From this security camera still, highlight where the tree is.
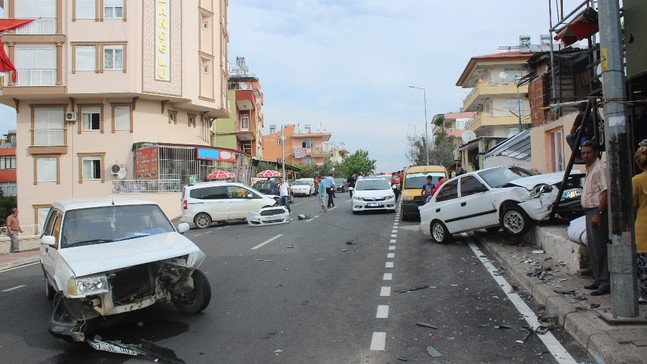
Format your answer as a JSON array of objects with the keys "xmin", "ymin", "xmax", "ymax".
[
  {"xmin": 0, "ymin": 190, "xmax": 16, "ymax": 226},
  {"xmin": 339, "ymin": 150, "xmax": 376, "ymax": 177},
  {"xmin": 429, "ymin": 129, "xmax": 456, "ymax": 167},
  {"xmin": 405, "ymin": 134, "xmax": 428, "ymax": 166}
]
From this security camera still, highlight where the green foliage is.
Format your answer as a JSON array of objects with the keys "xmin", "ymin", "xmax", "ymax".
[
  {"xmin": 256, "ymin": 161, "xmax": 277, "ymax": 173},
  {"xmin": 296, "ymin": 163, "xmax": 317, "ymax": 178},
  {"xmin": 0, "ymin": 191, "xmax": 16, "ymax": 226},
  {"xmin": 339, "ymin": 150, "xmax": 376, "ymax": 177},
  {"xmin": 432, "ymin": 114, "xmax": 445, "ymax": 127},
  {"xmin": 405, "ymin": 134, "xmax": 428, "ymax": 166},
  {"xmin": 429, "ymin": 129, "xmax": 456, "ymax": 167}
]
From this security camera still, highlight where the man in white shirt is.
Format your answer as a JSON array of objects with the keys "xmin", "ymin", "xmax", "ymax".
[{"xmin": 279, "ymin": 177, "xmax": 292, "ymax": 214}]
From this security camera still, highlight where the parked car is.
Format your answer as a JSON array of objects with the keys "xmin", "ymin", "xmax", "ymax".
[
  {"xmin": 400, "ymin": 165, "xmax": 448, "ymax": 221},
  {"xmin": 419, "ymin": 166, "xmax": 585, "ymax": 244},
  {"xmin": 334, "ymin": 178, "xmax": 349, "ymax": 192},
  {"xmin": 182, "ymin": 181, "xmax": 279, "ymax": 229},
  {"xmin": 351, "ymin": 177, "xmax": 397, "ymax": 214},
  {"xmin": 40, "ymin": 198, "xmax": 211, "ymax": 342},
  {"xmin": 252, "ymin": 179, "xmax": 295, "ymax": 203},
  {"xmin": 291, "ymin": 178, "xmax": 315, "ymax": 196}
]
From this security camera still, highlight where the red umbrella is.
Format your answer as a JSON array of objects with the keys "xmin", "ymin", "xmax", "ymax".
[
  {"xmin": 256, "ymin": 169, "xmax": 281, "ymax": 178},
  {"xmin": 206, "ymin": 170, "xmax": 235, "ymax": 180}
]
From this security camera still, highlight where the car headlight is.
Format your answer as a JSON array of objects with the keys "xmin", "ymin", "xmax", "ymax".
[
  {"xmin": 67, "ymin": 275, "xmax": 109, "ymax": 296},
  {"xmin": 530, "ymin": 184, "xmax": 553, "ymax": 198}
]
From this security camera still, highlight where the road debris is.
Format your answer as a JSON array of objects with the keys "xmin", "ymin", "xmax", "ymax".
[
  {"xmin": 287, "ymin": 244, "xmax": 295, "ymax": 248},
  {"xmin": 516, "ymin": 328, "xmax": 533, "ymax": 343},
  {"xmin": 426, "ymin": 345, "xmax": 442, "ymax": 358},
  {"xmin": 274, "ymin": 349, "xmax": 283, "ymax": 355},
  {"xmin": 396, "ymin": 355, "xmax": 408, "ymax": 361},
  {"xmin": 553, "ymin": 288, "xmax": 575, "ymax": 295},
  {"xmin": 87, "ymin": 336, "xmax": 185, "ymax": 364},
  {"xmin": 531, "ymin": 250, "xmax": 545, "ymax": 254},
  {"xmin": 494, "ymin": 324, "xmax": 512, "ymax": 329},
  {"xmin": 416, "ymin": 322, "xmax": 438, "ymax": 329},
  {"xmin": 395, "ymin": 285, "xmax": 431, "ymax": 294}
]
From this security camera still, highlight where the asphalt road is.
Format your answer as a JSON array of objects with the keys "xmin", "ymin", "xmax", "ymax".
[{"xmin": 0, "ymin": 194, "xmax": 592, "ymax": 363}]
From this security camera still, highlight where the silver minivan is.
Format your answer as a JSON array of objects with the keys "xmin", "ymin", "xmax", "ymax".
[{"xmin": 181, "ymin": 181, "xmax": 278, "ymax": 229}]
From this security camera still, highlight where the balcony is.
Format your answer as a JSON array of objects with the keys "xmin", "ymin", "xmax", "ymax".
[
  {"xmin": 466, "ymin": 113, "xmax": 520, "ymax": 133},
  {"xmin": 15, "ymin": 18, "xmax": 56, "ymax": 34},
  {"xmin": 462, "ymin": 82, "xmax": 528, "ymax": 112},
  {"xmin": 11, "ymin": 69, "xmax": 57, "ymax": 87}
]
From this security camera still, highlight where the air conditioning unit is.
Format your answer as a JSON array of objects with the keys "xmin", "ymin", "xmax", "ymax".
[
  {"xmin": 110, "ymin": 164, "xmax": 127, "ymax": 179},
  {"xmin": 65, "ymin": 112, "xmax": 77, "ymax": 122}
]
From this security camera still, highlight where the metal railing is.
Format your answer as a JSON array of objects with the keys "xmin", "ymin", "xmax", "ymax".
[
  {"xmin": 112, "ymin": 179, "xmax": 182, "ymax": 194},
  {"xmin": 15, "ymin": 18, "xmax": 56, "ymax": 34},
  {"xmin": 14, "ymin": 69, "xmax": 56, "ymax": 86}
]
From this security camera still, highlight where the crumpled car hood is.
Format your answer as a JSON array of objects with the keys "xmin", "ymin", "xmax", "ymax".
[
  {"xmin": 59, "ymin": 232, "xmax": 204, "ymax": 277},
  {"xmin": 508, "ymin": 170, "xmax": 582, "ymax": 189}
]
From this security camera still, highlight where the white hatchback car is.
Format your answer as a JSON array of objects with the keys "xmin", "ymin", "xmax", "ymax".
[
  {"xmin": 419, "ymin": 166, "xmax": 584, "ymax": 243},
  {"xmin": 351, "ymin": 177, "xmax": 397, "ymax": 214},
  {"xmin": 291, "ymin": 178, "xmax": 315, "ymax": 196},
  {"xmin": 181, "ymin": 181, "xmax": 279, "ymax": 229},
  {"xmin": 40, "ymin": 198, "xmax": 210, "ymax": 342}
]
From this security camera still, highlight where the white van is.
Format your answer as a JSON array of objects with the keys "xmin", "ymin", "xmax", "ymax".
[{"xmin": 181, "ymin": 181, "xmax": 278, "ymax": 228}]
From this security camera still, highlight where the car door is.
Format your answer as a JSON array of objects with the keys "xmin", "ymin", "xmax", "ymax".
[
  {"xmin": 431, "ymin": 179, "xmax": 461, "ymax": 232},
  {"xmin": 200, "ymin": 186, "xmax": 229, "ymax": 221},
  {"xmin": 40, "ymin": 209, "xmax": 63, "ymax": 288},
  {"xmin": 226, "ymin": 185, "xmax": 260, "ymax": 219},
  {"xmin": 455, "ymin": 175, "xmax": 498, "ymax": 229}
]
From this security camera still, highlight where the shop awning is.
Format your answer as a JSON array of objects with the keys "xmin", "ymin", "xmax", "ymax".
[{"xmin": 554, "ymin": 8, "xmax": 599, "ymax": 47}]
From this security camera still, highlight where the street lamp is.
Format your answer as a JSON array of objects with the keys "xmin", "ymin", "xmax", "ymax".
[{"xmin": 409, "ymin": 85, "xmax": 429, "ymax": 165}]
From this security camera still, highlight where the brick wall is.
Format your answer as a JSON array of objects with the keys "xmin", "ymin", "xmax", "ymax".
[{"xmin": 528, "ymin": 74, "xmax": 549, "ymax": 127}]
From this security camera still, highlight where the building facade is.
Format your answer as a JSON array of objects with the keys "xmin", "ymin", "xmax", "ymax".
[
  {"xmin": 0, "ymin": 130, "xmax": 16, "ymax": 196},
  {"xmin": 0, "ymin": 0, "xmax": 230, "ymax": 226},
  {"xmin": 262, "ymin": 124, "xmax": 332, "ymax": 166}
]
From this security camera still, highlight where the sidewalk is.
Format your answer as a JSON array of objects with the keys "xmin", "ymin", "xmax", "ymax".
[
  {"xmin": 479, "ymin": 224, "xmax": 647, "ymax": 364},
  {"xmin": 0, "ymin": 236, "xmax": 41, "ymax": 272}
]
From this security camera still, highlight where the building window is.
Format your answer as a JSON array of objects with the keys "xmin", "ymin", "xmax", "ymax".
[
  {"xmin": 33, "ymin": 107, "xmax": 65, "ymax": 146},
  {"xmin": 551, "ymin": 129, "xmax": 565, "ymax": 172},
  {"xmin": 15, "ymin": 45, "xmax": 56, "ymax": 86},
  {"xmin": 81, "ymin": 106, "xmax": 102, "ymax": 131},
  {"xmin": 202, "ymin": 20, "xmax": 209, "ymax": 29},
  {"xmin": 240, "ymin": 115, "xmax": 249, "ymax": 129},
  {"xmin": 302, "ymin": 139, "xmax": 314, "ymax": 149},
  {"xmin": 188, "ymin": 114, "xmax": 196, "ymax": 128},
  {"xmin": 113, "ymin": 105, "xmax": 131, "ymax": 132},
  {"xmin": 168, "ymin": 110, "xmax": 177, "ymax": 124},
  {"xmin": 0, "ymin": 182, "xmax": 17, "ymax": 197},
  {"xmin": 104, "ymin": 45, "xmax": 123, "ymax": 70},
  {"xmin": 75, "ymin": 0, "xmax": 96, "ymax": 20},
  {"xmin": 15, "ymin": 0, "xmax": 56, "ymax": 34},
  {"xmin": 1, "ymin": 155, "xmax": 16, "ymax": 169},
  {"xmin": 35, "ymin": 156, "xmax": 58, "ymax": 183},
  {"xmin": 78, "ymin": 153, "xmax": 106, "ymax": 183},
  {"xmin": 75, "ymin": 45, "xmax": 96, "ymax": 71},
  {"xmin": 104, "ymin": 0, "xmax": 124, "ymax": 19}
]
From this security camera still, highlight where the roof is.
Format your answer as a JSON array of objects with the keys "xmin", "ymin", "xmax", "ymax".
[
  {"xmin": 51, "ymin": 197, "xmax": 158, "ymax": 211},
  {"xmin": 456, "ymin": 51, "xmax": 532, "ymax": 87},
  {"xmin": 483, "ymin": 130, "xmax": 531, "ymax": 160}
]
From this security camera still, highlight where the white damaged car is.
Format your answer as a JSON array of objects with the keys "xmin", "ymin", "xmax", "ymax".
[
  {"xmin": 40, "ymin": 198, "xmax": 211, "ymax": 342},
  {"xmin": 420, "ymin": 166, "xmax": 584, "ymax": 243}
]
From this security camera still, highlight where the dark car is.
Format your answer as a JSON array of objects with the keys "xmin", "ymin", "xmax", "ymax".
[
  {"xmin": 252, "ymin": 179, "xmax": 294, "ymax": 203},
  {"xmin": 334, "ymin": 178, "xmax": 349, "ymax": 192}
]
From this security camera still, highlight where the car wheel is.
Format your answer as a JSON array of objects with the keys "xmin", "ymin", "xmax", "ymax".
[
  {"xmin": 174, "ymin": 269, "xmax": 212, "ymax": 314},
  {"xmin": 194, "ymin": 213, "xmax": 212, "ymax": 229},
  {"xmin": 430, "ymin": 220, "xmax": 452, "ymax": 244},
  {"xmin": 44, "ymin": 275, "xmax": 55, "ymax": 300},
  {"xmin": 485, "ymin": 226, "xmax": 501, "ymax": 233},
  {"xmin": 501, "ymin": 205, "xmax": 531, "ymax": 236}
]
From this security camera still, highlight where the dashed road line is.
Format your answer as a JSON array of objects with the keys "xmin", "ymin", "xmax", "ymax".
[
  {"xmin": 251, "ymin": 234, "xmax": 283, "ymax": 250},
  {"xmin": 388, "ymin": 245, "xmax": 395, "ymax": 251},
  {"xmin": 376, "ymin": 305, "xmax": 389, "ymax": 318},
  {"xmin": 387, "ymin": 253, "xmax": 395, "ymax": 259},
  {"xmin": 385, "ymin": 261, "xmax": 394, "ymax": 268},
  {"xmin": 383, "ymin": 273, "xmax": 393, "ymax": 280},
  {"xmin": 370, "ymin": 332, "xmax": 386, "ymax": 351},
  {"xmin": 380, "ymin": 286, "xmax": 391, "ymax": 296},
  {"xmin": 389, "ymin": 239, "xmax": 396, "ymax": 243},
  {"xmin": 2, "ymin": 284, "xmax": 26, "ymax": 292}
]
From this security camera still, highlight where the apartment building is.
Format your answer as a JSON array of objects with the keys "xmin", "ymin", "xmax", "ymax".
[
  {"xmin": 262, "ymin": 124, "xmax": 332, "ymax": 166},
  {"xmin": 0, "ymin": 0, "xmax": 230, "ymax": 226},
  {"xmin": 0, "ymin": 130, "xmax": 16, "ymax": 196}
]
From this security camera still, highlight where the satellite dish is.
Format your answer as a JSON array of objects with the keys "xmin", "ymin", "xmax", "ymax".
[
  {"xmin": 461, "ymin": 130, "xmax": 476, "ymax": 144},
  {"xmin": 117, "ymin": 168, "xmax": 127, "ymax": 179}
]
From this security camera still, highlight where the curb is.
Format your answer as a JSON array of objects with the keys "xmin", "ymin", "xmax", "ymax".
[
  {"xmin": 0, "ymin": 255, "xmax": 40, "ymax": 272},
  {"xmin": 481, "ymin": 239, "xmax": 643, "ymax": 364}
]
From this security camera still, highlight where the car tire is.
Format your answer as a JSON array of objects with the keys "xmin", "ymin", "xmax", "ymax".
[
  {"xmin": 501, "ymin": 205, "xmax": 531, "ymax": 236},
  {"xmin": 174, "ymin": 269, "xmax": 212, "ymax": 314},
  {"xmin": 430, "ymin": 220, "xmax": 452, "ymax": 244},
  {"xmin": 44, "ymin": 275, "xmax": 55, "ymax": 300},
  {"xmin": 194, "ymin": 213, "xmax": 212, "ymax": 229}
]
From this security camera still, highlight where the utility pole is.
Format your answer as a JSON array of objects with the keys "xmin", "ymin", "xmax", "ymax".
[
  {"xmin": 409, "ymin": 85, "xmax": 429, "ymax": 165},
  {"xmin": 598, "ymin": 0, "xmax": 639, "ymax": 319},
  {"xmin": 281, "ymin": 125, "xmax": 286, "ymax": 180}
]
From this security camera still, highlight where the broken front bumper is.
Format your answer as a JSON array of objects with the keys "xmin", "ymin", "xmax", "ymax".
[{"xmin": 246, "ymin": 207, "xmax": 290, "ymax": 226}]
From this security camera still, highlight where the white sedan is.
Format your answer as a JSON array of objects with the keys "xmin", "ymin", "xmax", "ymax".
[
  {"xmin": 351, "ymin": 177, "xmax": 397, "ymax": 213},
  {"xmin": 291, "ymin": 179, "xmax": 315, "ymax": 196},
  {"xmin": 420, "ymin": 166, "xmax": 584, "ymax": 243}
]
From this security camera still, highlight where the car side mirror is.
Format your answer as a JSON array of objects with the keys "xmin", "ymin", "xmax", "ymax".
[
  {"xmin": 41, "ymin": 235, "xmax": 56, "ymax": 247},
  {"xmin": 177, "ymin": 223, "xmax": 190, "ymax": 234}
]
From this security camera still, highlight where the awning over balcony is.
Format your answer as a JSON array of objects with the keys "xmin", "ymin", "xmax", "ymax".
[{"xmin": 554, "ymin": 8, "xmax": 599, "ymax": 47}]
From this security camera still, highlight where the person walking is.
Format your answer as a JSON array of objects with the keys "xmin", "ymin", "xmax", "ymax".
[
  {"xmin": 6, "ymin": 208, "xmax": 22, "ymax": 253},
  {"xmin": 278, "ymin": 177, "xmax": 292, "ymax": 214},
  {"xmin": 580, "ymin": 140, "xmax": 610, "ymax": 296},
  {"xmin": 633, "ymin": 143, "xmax": 647, "ymax": 304},
  {"xmin": 325, "ymin": 174, "xmax": 335, "ymax": 208},
  {"xmin": 391, "ymin": 172, "xmax": 401, "ymax": 202},
  {"xmin": 318, "ymin": 176, "xmax": 327, "ymax": 213},
  {"xmin": 347, "ymin": 173, "xmax": 356, "ymax": 198}
]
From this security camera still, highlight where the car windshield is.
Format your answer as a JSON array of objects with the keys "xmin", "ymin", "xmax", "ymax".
[
  {"xmin": 404, "ymin": 172, "xmax": 445, "ymax": 189},
  {"xmin": 355, "ymin": 179, "xmax": 391, "ymax": 191},
  {"xmin": 477, "ymin": 166, "xmax": 537, "ymax": 188},
  {"xmin": 294, "ymin": 180, "xmax": 310, "ymax": 185},
  {"xmin": 61, "ymin": 204, "xmax": 175, "ymax": 248}
]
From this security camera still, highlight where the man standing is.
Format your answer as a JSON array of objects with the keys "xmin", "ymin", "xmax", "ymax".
[
  {"xmin": 278, "ymin": 177, "xmax": 292, "ymax": 214},
  {"xmin": 421, "ymin": 175, "xmax": 435, "ymax": 204},
  {"xmin": 7, "ymin": 208, "xmax": 22, "ymax": 253},
  {"xmin": 580, "ymin": 140, "xmax": 610, "ymax": 296},
  {"xmin": 325, "ymin": 174, "xmax": 335, "ymax": 208},
  {"xmin": 347, "ymin": 173, "xmax": 356, "ymax": 198}
]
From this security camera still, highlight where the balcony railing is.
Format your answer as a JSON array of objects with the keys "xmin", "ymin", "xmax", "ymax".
[
  {"xmin": 33, "ymin": 129, "xmax": 65, "ymax": 146},
  {"xmin": 13, "ymin": 69, "xmax": 56, "ymax": 87},
  {"xmin": 15, "ymin": 18, "xmax": 56, "ymax": 34},
  {"xmin": 112, "ymin": 179, "xmax": 182, "ymax": 194}
]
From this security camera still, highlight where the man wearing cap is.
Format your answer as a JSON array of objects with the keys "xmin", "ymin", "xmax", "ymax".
[{"xmin": 6, "ymin": 208, "xmax": 22, "ymax": 253}]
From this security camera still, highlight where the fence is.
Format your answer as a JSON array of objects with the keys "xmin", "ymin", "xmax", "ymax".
[{"xmin": 112, "ymin": 179, "xmax": 182, "ymax": 194}]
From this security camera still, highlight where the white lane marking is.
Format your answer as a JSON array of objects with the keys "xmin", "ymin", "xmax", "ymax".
[
  {"xmin": 329, "ymin": 206, "xmax": 338, "ymax": 211},
  {"xmin": 387, "ymin": 253, "xmax": 395, "ymax": 259},
  {"xmin": 383, "ymin": 273, "xmax": 393, "ymax": 280},
  {"xmin": 388, "ymin": 245, "xmax": 396, "ymax": 251},
  {"xmin": 370, "ymin": 332, "xmax": 386, "ymax": 351},
  {"xmin": 385, "ymin": 261, "xmax": 394, "ymax": 268},
  {"xmin": 2, "ymin": 284, "xmax": 26, "ymax": 292},
  {"xmin": 380, "ymin": 286, "xmax": 391, "ymax": 297},
  {"xmin": 390, "ymin": 239, "xmax": 396, "ymax": 244},
  {"xmin": 0, "ymin": 262, "xmax": 39, "ymax": 273},
  {"xmin": 391, "ymin": 229, "xmax": 397, "ymax": 234},
  {"xmin": 390, "ymin": 234, "xmax": 397, "ymax": 238},
  {"xmin": 376, "ymin": 305, "xmax": 389, "ymax": 318},
  {"xmin": 466, "ymin": 235, "xmax": 577, "ymax": 364},
  {"xmin": 251, "ymin": 234, "xmax": 284, "ymax": 250},
  {"xmin": 306, "ymin": 215, "xmax": 319, "ymax": 222}
]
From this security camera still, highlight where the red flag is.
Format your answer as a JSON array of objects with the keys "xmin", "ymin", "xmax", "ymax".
[{"xmin": 0, "ymin": 19, "xmax": 33, "ymax": 83}]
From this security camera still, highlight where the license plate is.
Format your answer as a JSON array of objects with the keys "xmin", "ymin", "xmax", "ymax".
[
  {"xmin": 562, "ymin": 188, "xmax": 582, "ymax": 199},
  {"xmin": 367, "ymin": 202, "xmax": 380, "ymax": 207}
]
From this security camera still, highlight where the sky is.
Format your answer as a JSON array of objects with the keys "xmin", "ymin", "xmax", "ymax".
[{"xmin": 0, "ymin": 1, "xmax": 584, "ymax": 173}]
